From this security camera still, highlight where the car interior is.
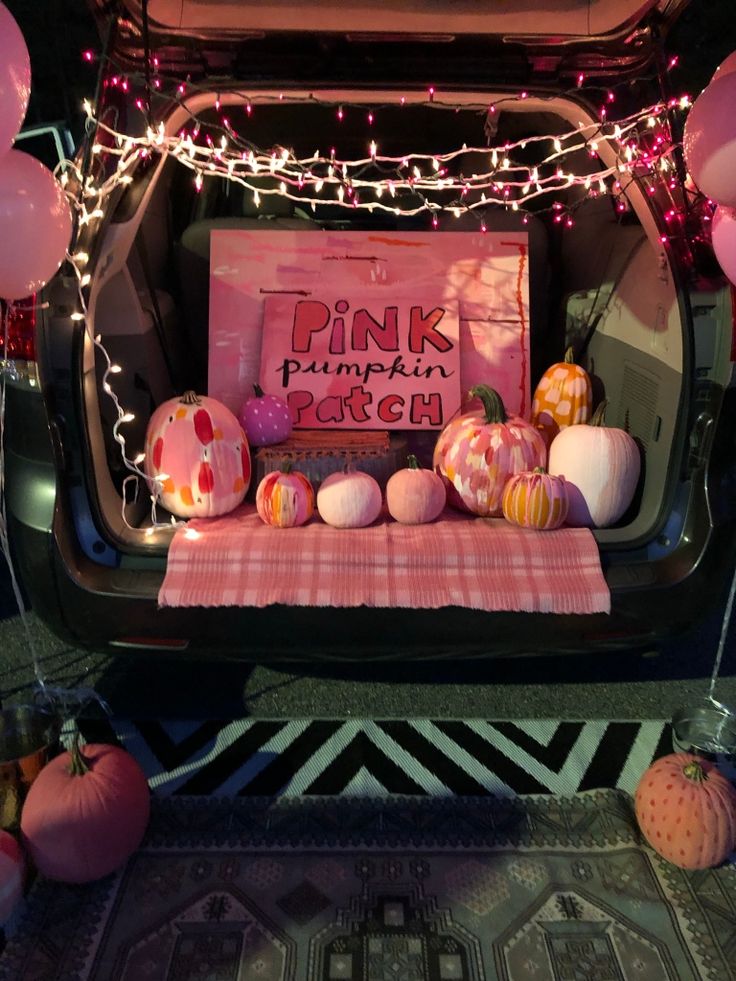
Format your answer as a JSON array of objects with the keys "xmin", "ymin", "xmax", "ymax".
[{"xmin": 82, "ymin": 95, "xmax": 688, "ymax": 557}]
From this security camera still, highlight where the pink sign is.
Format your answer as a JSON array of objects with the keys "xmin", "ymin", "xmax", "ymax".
[
  {"xmin": 260, "ymin": 292, "xmax": 460, "ymax": 429},
  {"xmin": 208, "ymin": 229, "xmax": 530, "ymax": 419}
]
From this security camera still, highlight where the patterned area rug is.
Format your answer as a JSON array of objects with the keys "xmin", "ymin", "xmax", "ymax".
[
  {"xmin": 77, "ymin": 717, "xmax": 676, "ymax": 796},
  {"xmin": 2, "ymin": 792, "xmax": 735, "ymax": 981}
]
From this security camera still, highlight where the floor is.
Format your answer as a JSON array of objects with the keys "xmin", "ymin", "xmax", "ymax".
[{"xmin": 0, "ymin": 598, "xmax": 734, "ymax": 722}]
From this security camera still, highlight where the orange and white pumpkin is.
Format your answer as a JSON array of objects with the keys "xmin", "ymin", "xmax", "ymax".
[
  {"xmin": 548, "ymin": 401, "xmax": 640, "ymax": 528},
  {"xmin": 531, "ymin": 347, "xmax": 592, "ymax": 442},
  {"xmin": 433, "ymin": 384, "xmax": 547, "ymax": 517},
  {"xmin": 256, "ymin": 464, "xmax": 314, "ymax": 528},
  {"xmin": 635, "ymin": 752, "xmax": 736, "ymax": 869},
  {"xmin": 502, "ymin": 467, "xmax": 569, "ymax": 530},
  {"xmin": 144, "ymin": 391, "xmax": 251, "ymax": 518}
]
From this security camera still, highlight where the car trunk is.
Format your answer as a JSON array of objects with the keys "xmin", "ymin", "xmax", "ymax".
[{"xmin": 73, "ymin": 83, "xmax": 690, "ymax": 572}]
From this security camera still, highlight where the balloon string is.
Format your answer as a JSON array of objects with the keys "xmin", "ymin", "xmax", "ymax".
[
  {"xmin": 0, "ymin": 302, "xmax": 48, "ymax": 697},
  {"xmin": 0, "ymin": 304, "xmax": 111, "ymax": 720},
  {"xmin": 707, "ymin": 555, "xmax": 736, "ymax": 703}
]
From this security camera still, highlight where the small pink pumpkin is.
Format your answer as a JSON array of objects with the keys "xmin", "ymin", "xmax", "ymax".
[
  {"xmin": 144, "ymin": 391, "xmax": 251, "ymax": 518},
  {"xmin": 317, "ymin": 468, "xmax": 383, "ymax": 528},
  {"xmin": 0, "ymin": 830, "xmax": 24, "ymax": 925},
  {"xmin": 256, "ymin": 464, "xmax": 315, "ymax": 528},
  {"xmin": 21, "ymin": 738, "xmax": 150, "ymax": 884},
  {"xmin": 386, "ymin": 455, "xmax": 446, "ymax": 525},
  {"xmin": 239, "ymin": 384, "xmax": 293, "ymax": 447},
  {"xmin": 433, "ymin": 384, "xmax": 547, "ymax": 517}
]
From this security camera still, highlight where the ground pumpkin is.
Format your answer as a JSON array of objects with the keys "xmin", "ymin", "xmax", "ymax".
[
  {"xmin": 635, "ymin": 752, "xmax": 736, "ymax": 869},
  {"xmin": 20, "ymin": 737, "xmax": 150, "ymax": 884}
]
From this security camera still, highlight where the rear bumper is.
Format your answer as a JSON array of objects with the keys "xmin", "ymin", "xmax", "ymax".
[{"xmin": 6, "ymin": 377, "xmax": 736, "ymax": 661}]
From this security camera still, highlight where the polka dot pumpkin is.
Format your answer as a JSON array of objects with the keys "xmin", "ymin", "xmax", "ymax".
[
  {"xmin": 239, "ymin": 384, "xmax": 293, "ymax": 447},
  {"xmin": 634, "ymin": 752, "xmax": 736, "ymax": 869},
  {"xmin": 144, "ymin": 391, "xmax": 251, "ymax": 518}
]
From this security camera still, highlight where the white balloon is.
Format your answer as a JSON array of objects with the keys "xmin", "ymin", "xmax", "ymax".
[
  {"xmin": 712, "ymin": 205, "xmax": 736, "ymax": 286},
  {"xmin": 683, "ymin": 74, "xmax": 736, "ymax": 208},
  {"xmin": 711, "ymin": 50, "xmax": 736, "ymax": 83}
]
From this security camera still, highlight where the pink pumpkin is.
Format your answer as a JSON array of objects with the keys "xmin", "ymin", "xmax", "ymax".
[
  {"xmin": 239, "ymin": 384, "xmax": 293, "ymax": 447},
  {"xmin": 21, "ymin": 739, "xmax": 150, "ymax": 884},
  {"xmin": 0, "ymin": 830, "xmax": 24, "ymax": 925},
  {"xmin": 144, "ymin": 391, "xmax": 251, "ymax": 518},
  {"xmin": 433, "ymin": 384, "xmax": 547, "ymax": 516},
  {"xmin": 635, "ymin": 753, "xmax": 736, "ymax": 869},
  {"xmin": 548, "ymin": 400, "xmax": 640, "ymax": 528},
  {"xmin": 256, "ymin": 464, "xmax": 315, "ymax": 528},
  {"xmin": 386, "ymin": 455, "xmax": 446, "ymax": 524}
]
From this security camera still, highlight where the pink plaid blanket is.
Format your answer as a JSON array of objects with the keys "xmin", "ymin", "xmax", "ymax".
[{"xmin": 159, "ymin": 505, "xmax": 610, "ymax": 614}]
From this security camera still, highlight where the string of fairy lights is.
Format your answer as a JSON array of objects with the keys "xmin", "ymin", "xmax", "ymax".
[{"xmin": 51, "ymin": 69, "xmax": 694, "ymax": 534}]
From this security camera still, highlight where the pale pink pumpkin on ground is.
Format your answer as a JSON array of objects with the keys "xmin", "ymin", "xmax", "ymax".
[
  {"xmin": 20, "ymin": 739, "xmax": 150, "ymax": 884},
  {"xmin": 144, "ymin": 391, "xmax": 251, "ymax": 518},
  {"xmin": 634, "ymin": 752, "xmax": 736, "ymax": 869}
]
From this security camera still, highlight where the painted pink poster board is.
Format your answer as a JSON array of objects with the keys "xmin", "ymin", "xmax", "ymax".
[
  {"xmin": 208, "ymin": 229, "xmax": 530, "ymax": 423},
  {"xmin": 260, "ymin": 292, "xmax": 460, "ymax": 429}
]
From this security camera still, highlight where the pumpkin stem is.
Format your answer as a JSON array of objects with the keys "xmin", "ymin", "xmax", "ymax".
[
  {"xmin": 533, "ymin": 466, "xmax": 547, "ymax": 475},
  {"xmin": 564, "ymin": 347, "xmax": 576, "ymax": 365},
  {"xmin": 179, "ymin": 391, "xmax": 202, "ymax": 406},
  {"xmin": 468, "ymin": 385, "xmax": 507, "ymax": 424},
  {"xmin": 589, "ymin": 400, "xmax": 608, "ymax": 427},
  {"xmin": 406, "ymin": 454, "xmax": 420, "ymax": 470},
  {"xmin": 682, "ymin": 759, "xmax": 707, "ymax": 783},
  {"xmin": 253, "ymin": 383, "xmax": 264, "ymax": 398},
  {"xmin": 68, "ymin": 729, "xmax": 91, "ymax": 777},
  {"xmin": 280, "ymin": 459, "xmax": 293, "ymax": 474}
]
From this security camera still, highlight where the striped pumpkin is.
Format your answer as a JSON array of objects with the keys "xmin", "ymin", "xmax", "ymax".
[
  {"xmin": 433, "ymin": 384, "xmax": 547, "ymax": 517},
  {"xmin": 256, "ymin": 464, "xmax": 315, "ymax": 528},
  {"xmin": 531, "ymin": 347, "xmax": 592, "ymax": 442},
  {"xmin": 502, "ymin": 467, "xmax": 569, "ymax": 530}
]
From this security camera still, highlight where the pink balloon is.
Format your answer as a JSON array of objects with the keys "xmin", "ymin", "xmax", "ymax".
[
  {"xmin": 0, "ymin": 2, "xmax": 31, "ymax": 154},
  {"xmin": 0, "ymin": 149, "xmax": 73, "ymax": 300},
  {"xmin": 683, "ymin": 74, "xmax": 736, "ymax": 208},
  {"xmin": 712, "ymin": 205, "xmax": 736, "ymax": 286},
  {"xmin": 711, "ymin": 50, "xmax": 736, "ymax": 83}
]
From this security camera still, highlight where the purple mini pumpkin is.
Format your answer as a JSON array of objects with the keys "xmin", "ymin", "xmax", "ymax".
[{"xmin": 239, "ymin": 384, "xmax": 293, "ymax": 447}]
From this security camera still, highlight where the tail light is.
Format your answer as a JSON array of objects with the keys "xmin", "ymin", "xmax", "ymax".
[{"xmin": 0, "ymin": 295, "xmax": 37, "ymax": 363}]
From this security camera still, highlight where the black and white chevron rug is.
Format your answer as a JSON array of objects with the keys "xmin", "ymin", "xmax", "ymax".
[{"xmin": 76, "ymin": 718, "xmax": 674, "ymax": 797}]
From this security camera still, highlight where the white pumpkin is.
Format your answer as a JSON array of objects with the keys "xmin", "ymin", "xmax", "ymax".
[
  {"xmin": 548, "ymin": 402, "xmax": 640, "ymax": 528},
  {"xmin": 316, "ymin": 469, "xmax": 383, "ymax": 528}
]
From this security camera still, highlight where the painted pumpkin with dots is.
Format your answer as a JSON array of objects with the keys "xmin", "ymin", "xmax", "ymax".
[{"xmin": 144, "ymin": 391, "xmax": 251, "ymax": 518}]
